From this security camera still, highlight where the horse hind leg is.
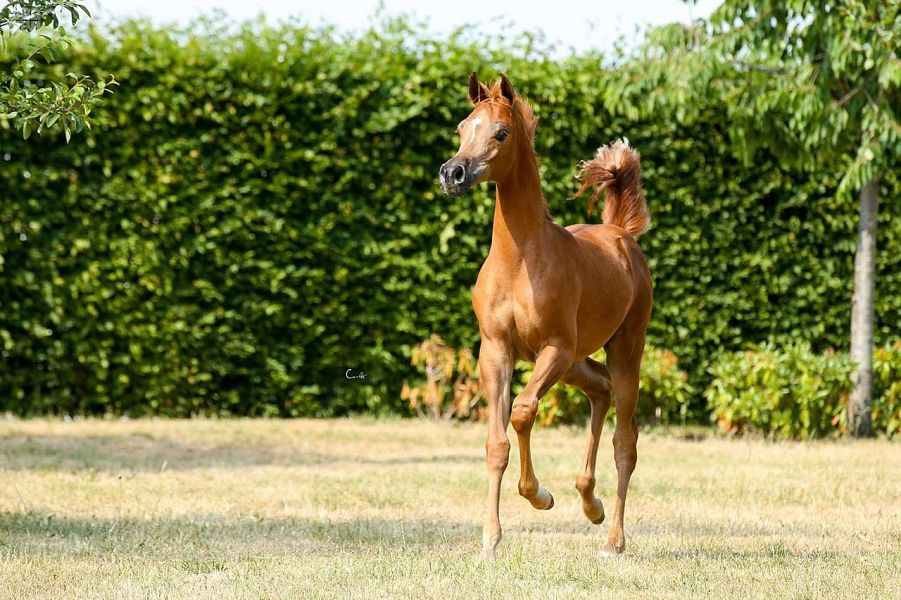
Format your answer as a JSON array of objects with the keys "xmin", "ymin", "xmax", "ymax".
[
  {"xmin": 600, "ymin": 331, "xmax": 644, "ymax": 557},
  {"xmin": 561, "ymin": 357, "xmax": 612, "ymax": 524}
]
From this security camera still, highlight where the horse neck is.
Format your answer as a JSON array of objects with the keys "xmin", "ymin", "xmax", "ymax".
[{"xmin": 491, "ymin": 139, "xmax": 549, "ymax": 260}]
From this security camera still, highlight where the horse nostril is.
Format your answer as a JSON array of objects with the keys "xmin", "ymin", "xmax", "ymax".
[
  {"xmin": 452, "ymin": 165, "xmax": 466, "ymax": 184},
  {"xmin": 439, "ymin": 163, "xmax": 448, "ymax": 181}
]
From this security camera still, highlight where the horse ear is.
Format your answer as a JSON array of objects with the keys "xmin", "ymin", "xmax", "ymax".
[
  {"xmin": 499, "ymin": 73, "xmax": 515, "ymax": 104},
  {"xmin": 468, "ymin": 72, "xmax": 489, "ymax": 104}
]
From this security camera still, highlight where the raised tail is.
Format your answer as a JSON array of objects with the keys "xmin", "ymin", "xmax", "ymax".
[{"xmin": 574, "ymin": 138, "xmax": 650, "ymax": 238}]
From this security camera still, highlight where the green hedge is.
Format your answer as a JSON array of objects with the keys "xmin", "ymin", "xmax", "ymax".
[
  {"xmin": 1, "ymin": 18, "xmax": 899, "ymax": 416},
  {"xmin": 707, "ymin": 343, "xmax": 901, "ymax": 439}
]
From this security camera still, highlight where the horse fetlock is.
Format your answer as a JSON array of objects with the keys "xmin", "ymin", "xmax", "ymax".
[
  {"xmin": 520, "ymin": 484, "xmax": 554, "ymax": 510},
  {"xmin": 575, "ymin": 475, "xmax": 596, "ymax": 495},
  {"xmin": 601, "ymin": 526, "xmax": 626, "ymax": 556},
  {"xmin": 518, "ymin": 478, "xmax": 539, "ymax": 499}
]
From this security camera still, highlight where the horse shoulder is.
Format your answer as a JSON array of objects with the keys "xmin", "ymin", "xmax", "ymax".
[{"xmin": 472, "ymin": 260, "xmax": 513, "ymax": 326}]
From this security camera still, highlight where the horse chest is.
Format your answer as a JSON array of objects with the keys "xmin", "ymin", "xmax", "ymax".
[{"xmin": 473, "ymin": 276, "xmax": 548, "ymax": 359}]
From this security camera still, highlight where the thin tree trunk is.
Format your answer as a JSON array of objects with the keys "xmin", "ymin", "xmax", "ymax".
[{"xmin": 848, "ymin": 178, "xmax": 879, "ymax": 437}]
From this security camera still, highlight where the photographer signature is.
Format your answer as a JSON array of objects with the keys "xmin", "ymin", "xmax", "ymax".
[{"xmin": 345, "ymin": 369, "xmax": 367, "ymax": 380}]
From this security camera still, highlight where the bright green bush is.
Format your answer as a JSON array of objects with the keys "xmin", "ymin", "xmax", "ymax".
[
  {"xmin": 0, "ymin": 17, "xmax": 899, "ymax": 416},
  {"xmin": 707, "ymin": 343, "xmax": 901, "ymax": 439},
  {"xmin": 514, "ymin": 347, "xmax": 694, "ymax": 426},
  {"xmin": 706, "ymin": 344, "xmax": 851, "ymax": 439},
  {"xmin": 872, "ymin": 342, "xmax": 901, "ymax": 438},
  {"xmin": 638, "ymin": 348, "xmax": 696, "ymax": 425}
]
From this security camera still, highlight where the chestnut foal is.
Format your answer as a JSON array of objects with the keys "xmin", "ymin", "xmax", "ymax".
[{"xmin": 439, "ymin": 73, "xmax": 652, "ymax": 559}]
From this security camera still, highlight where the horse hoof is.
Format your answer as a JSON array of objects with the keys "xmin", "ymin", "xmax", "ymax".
[
  {"xmin": 584, "ymin": 502, "xmax": 605, "ymax": 524},
  {"xmin": 599, "ymin": 542, "xmax": 625, "ymax": 558},
  {"xmin": 481, "ymin": 532, "xmax": 501, "ymax": 561},
  {"xmin": 527, "ymin": 487, "xmax": 554, "ymax": 510}
]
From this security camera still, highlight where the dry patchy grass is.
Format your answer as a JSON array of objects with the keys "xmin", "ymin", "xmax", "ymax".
[{"xmin": 1, "ymin": 418, "xmax": 899, "ymax": 599}]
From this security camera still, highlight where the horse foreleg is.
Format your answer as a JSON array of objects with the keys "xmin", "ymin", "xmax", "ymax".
[
  {"xmin": 478, "ymin": 340, "xmax": 513, "ymax": 560},
  {"xmin": 561, "ymin": 357, "xmax": 612, "ymax": 524},
  {"xmin": 511, "ymin": 344, "xmax": 572, "ymax": 510}
]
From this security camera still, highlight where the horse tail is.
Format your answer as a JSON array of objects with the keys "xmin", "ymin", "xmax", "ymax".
[{"xmin": 574, "ymin": 138, "xmax": 650, "ymax": 238}]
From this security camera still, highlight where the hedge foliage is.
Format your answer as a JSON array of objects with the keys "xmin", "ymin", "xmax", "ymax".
[
  {"xmin": 1, "ymin": 18, "xmax": 899, "ymax": 416},
  {"xmin": 707, "ymin": 343, "xmax": 901, "ymax": 439}
]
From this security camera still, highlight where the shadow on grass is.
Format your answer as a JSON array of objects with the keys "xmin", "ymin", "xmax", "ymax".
[
  {"xmin": 0, "ymin": 510, "xmax": 842, "ymax": 563},
  {"xmin": 490, "ymin": 512, "xmax": 839, "ymax": 542},
  {"xmin": 0, "ymin": 510, "xmax": 479, "ymax": 559},
  {"xmin": 0, "ymin": 434, "xmax": 480, "ymax": 472}
]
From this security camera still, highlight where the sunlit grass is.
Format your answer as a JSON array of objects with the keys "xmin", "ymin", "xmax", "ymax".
[{"xmin": 1, "ymin": 418, "xmax": 899, "ymax": 599}]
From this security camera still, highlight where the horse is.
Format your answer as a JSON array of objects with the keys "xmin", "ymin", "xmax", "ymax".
[{"xmin": 438, "ymin": 73, "xmax": 652, "ymax": 559}]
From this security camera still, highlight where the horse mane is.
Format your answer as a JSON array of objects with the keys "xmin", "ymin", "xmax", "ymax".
[
  {"xmin": 482, "ymin": 79, "xmax": 549, "ymax": 219},
  {"xmin": 512, "ymin": 97, "xmax": 538, "ymax": 146}
]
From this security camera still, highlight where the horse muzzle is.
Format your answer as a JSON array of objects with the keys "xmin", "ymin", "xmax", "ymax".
[{"xmin": 439, "ymin": 158, "xmax": 475, "ymax": 198}]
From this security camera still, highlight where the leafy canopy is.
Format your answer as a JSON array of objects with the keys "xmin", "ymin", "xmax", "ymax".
[
  {"xmin": 605, "ymin": 0, "xmax": 899, "ymax": 194},
  {"xmin": 0, "ymin": 0, "xmax": 115, "ymax": 140}
]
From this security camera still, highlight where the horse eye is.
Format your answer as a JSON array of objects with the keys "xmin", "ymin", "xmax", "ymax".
[{"xmin": 495, "ymin": 129, "xmax": 509, "ymax": 142}]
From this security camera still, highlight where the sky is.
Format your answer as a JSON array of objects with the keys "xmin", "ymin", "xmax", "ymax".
[{"xmin": 86, "ymin": 0, "xmax": 721, "ymax": 53}]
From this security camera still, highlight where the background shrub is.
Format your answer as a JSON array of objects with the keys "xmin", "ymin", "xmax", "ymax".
[
  {"xmin": 707, "ymin": 343, "xmax": 901, "ymax": 439},
  {"xmin": 1, "ymin": 18, "xmax": 898, "ymax": 417},
  {"xmin": 872, "ymin": 342, "xmax": 901, "ymax": 438},
  {"xmin": 400, "ymin": 335, "xmax": 482, "ymax": 421},
  {"xmin": 638, "ymin": 348, "xmax": 696, "ymax": 425}
]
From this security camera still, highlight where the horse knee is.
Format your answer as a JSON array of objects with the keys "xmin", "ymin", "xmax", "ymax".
[
  {"xmin": 486, "ymin": 439, "xmax": 510, "ymax": 472},
  {"xmin": 511, "ymin": 396, "xmax": 538, "ymax": 434}
]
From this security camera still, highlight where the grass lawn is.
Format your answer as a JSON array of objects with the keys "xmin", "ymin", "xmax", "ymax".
[{"xmin": 1, "ymin": 418, "xmax": 899, "ymax": 599}]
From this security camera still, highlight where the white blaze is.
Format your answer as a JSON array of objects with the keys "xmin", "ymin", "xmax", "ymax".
[{"xmin": 468, "ymin": 118, "xmax": 482, "ymax": 144}]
